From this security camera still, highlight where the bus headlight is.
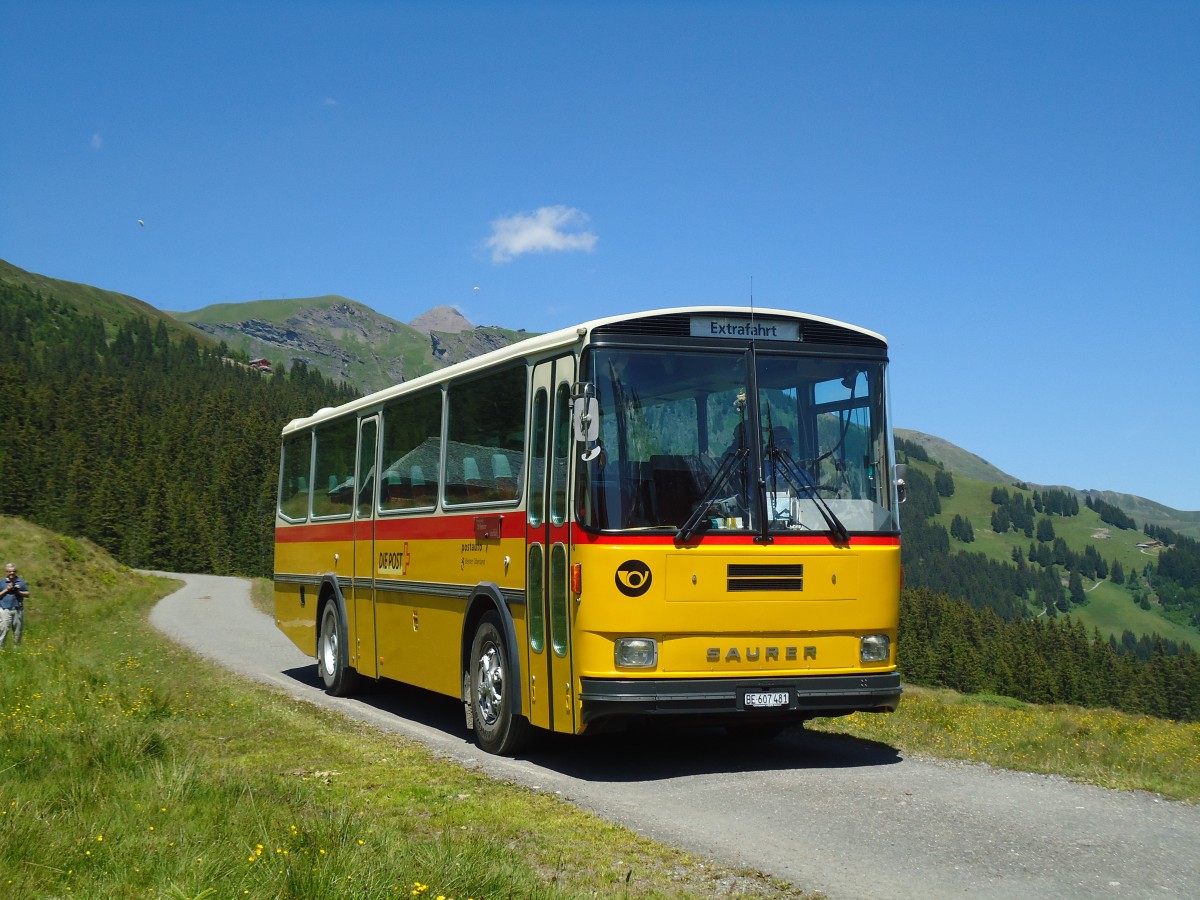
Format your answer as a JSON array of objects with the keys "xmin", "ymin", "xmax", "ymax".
[
  {"xmin": 860, "ymin": 634, "xmax": 890, "ymax": 662},
  {"xmin": 615, "ymin": 638, "xmax": 658, "ymax": 668}
]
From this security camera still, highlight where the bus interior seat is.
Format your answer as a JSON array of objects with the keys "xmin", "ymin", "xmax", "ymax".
[
  {"xmin": 462, "ymin": 456, "xmax": 486, "ymax": 501},
  {"xmin": 492, "ymin": 453, "xmax": 517, "ymax": 500}
]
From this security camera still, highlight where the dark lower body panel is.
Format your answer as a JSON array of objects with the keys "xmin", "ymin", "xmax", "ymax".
[{"xmin": 579, "ymin": 672, "xmax": 902, "ymax": 727}]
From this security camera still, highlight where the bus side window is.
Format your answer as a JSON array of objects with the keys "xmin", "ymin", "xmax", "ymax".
[
  {"xmin": 313, "ymin": 418, "xmax": 356, "ymax": 518},
  {"xmin": 445, "ymin": 365, "xmax": 527, "ymax": 506},
  {"xmin": 279, "ymin": 431, "xmax": 312, "ymax": 521},
  {"xmin": 551, "ymin": 382, "xmax": 571, "ymax": 525},
  {"xmin": 529, "ymin": 389, "xmax": 548, "ymax": 526},
  {"xmin": 380, "ymin": 392, "xmax": 442, "ymax": 512}
]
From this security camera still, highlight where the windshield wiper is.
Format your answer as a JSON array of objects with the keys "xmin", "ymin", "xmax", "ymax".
[
  {"xmin": 675, "ymin": 446, "xmax": 749, "ymax": 543},
  {"xmin": 765, "ymin": 446, "xmax": 850, "ymax": 543}
]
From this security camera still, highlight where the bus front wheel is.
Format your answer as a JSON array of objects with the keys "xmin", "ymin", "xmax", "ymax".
[
  {"xmin": 318, "ymin": 601, "xmax": 359, "ymax": 697},
  {"xmin": 469, "ymin": 613, "xmax": 532, "ymax": 755}
]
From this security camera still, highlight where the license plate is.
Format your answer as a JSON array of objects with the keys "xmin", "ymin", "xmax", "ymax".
[{"xmin": 743, "ymin": 691, "xmax": 789, "ymax": 708}]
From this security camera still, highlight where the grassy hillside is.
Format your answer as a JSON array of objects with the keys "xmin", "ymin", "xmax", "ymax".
[
  {"xmin": 896, "ymin": 428, "xmax": 1017, "ymax": 484},
  {"xmin": 0, "ymin": 258, "xmax": 207, "ymax": 344},
  {"xmin": 1084, "ymin": 488, "xmax": 1200, "ymax": 540},
  {"xmin": 915, "ymin": 459, "xmax": 1200, "ymax": 647},
  {"xmin": 169, "ymin": 294, "xmax": 355, "ymax": 324}
]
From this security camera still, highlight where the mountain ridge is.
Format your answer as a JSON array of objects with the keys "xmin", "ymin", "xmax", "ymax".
[{"xmin": 172, "ymin": 294, "xmax": 528, "ymax": 393}]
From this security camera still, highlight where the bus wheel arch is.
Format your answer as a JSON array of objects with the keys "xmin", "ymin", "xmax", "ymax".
[
  {"xmin": 316, "ymin": 580, "xmax": 359, "ymax": 697},
  {"xmin": 462, "ymin": 586, "xmax": 531, "ymax": 755}
]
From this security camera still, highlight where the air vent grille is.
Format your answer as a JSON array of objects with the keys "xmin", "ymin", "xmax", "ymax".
[
  {"xmin": 593, "ymin": 313, "xmax": 692, "ymax": 337},
  {"xmin": 727, "ymin": 563, "xmax": 805, "ymax": 592}
]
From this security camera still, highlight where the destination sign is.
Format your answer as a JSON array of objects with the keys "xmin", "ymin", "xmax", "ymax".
[{"xmin": 690, "ymin": 316, "xmax": 800, "ymax": 341}]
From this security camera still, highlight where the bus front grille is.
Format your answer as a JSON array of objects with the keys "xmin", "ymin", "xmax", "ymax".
[{"xmin": 727, "ymin": 563, "xmax": 804, "ymax": 592}]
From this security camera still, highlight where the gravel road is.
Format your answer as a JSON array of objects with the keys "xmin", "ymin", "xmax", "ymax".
[{"xmin": 149, "ymin": 572, "xmax": 1200, "ymax": 899}]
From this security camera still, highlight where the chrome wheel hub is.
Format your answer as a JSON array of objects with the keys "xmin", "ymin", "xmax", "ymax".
[{"xmin": 476, "ymin": 644, "xmax": 503, "ymax": 725}]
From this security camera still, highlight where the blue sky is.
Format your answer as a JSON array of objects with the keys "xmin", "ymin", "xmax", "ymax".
[{"xmin": 3, "ymin": 1, "xmax": 1198, "ymax": 510}]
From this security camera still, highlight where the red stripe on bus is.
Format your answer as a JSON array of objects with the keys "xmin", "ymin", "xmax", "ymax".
[
  {"xmin": 274, "ymin": 521, "xmax": 355, "ymax": 542},
  {"xmin": 275, "ymin": 512, "xmax": 531, "ymax": 543},
  {"xmin": 575, "ymin": 532, "xmax": 900, "ymax": 547}
]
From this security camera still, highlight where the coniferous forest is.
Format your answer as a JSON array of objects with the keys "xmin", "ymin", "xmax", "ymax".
[
  {"xmin": 0, "ymin": 281, "xmax": 354, "ymax": 575},
  {"xmin": 1, "ymin": 278, "xmax": 1198, "ymax": 721}
]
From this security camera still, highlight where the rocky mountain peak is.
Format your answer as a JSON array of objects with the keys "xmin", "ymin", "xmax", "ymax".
[{"xmin": 409, "ymin": 305, "xmax": 473, "ymax": 335}]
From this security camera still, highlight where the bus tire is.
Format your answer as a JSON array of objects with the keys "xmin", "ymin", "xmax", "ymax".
[
  {"xmin": 469, "ymin": 613, "xmax": 532, "ymax": 755},
  {"xmin": 317, "ymin": 600, "xmax": 359, "ymax": 697}
]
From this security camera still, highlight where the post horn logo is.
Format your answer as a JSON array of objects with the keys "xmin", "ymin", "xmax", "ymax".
[{"xmin": 615, "ymin": 560, "xmax": 652, "ymax": 597}]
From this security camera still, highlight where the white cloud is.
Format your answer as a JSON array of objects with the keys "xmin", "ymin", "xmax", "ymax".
[
  {"xmin": 485, "ymin": 205, "xmax": 598, "ymax": 263},
  {"xmin": 90, "ymin": 132, "xmax": 104, "ymax": 150}
]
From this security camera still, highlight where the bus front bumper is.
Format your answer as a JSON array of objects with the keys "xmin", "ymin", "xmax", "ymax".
[{"xmin": 578, "ymin": 672, "xmax": 902, "ymax": 726}]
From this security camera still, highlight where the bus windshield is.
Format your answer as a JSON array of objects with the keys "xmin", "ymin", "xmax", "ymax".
[{"xmin": 577, "ymin": 346, "xmax": 898, "ymax": 536}]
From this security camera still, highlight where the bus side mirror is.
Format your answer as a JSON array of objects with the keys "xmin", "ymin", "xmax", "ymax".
[
  {"xmin": 573, "ymin": 397, "xmax": 600, "ymax": 461},
  {"xmin": 894, "ymin": 463, "xmax": 908, "ymax": 504}
]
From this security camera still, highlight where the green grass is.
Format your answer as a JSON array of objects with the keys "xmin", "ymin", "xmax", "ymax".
[{"xmin": 811, "ymin": 685, "xmax": 1200, "ymax": 801}]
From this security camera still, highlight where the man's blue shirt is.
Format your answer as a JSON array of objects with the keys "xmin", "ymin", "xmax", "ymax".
[{"xmin": 1, "ymin": 576, "xmax": 27, "ymax": 609}]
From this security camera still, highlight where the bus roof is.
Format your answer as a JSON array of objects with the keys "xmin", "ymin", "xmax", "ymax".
[{"xmin": 282, "ymin": 305, "xmax": 887, "ymax": 434}]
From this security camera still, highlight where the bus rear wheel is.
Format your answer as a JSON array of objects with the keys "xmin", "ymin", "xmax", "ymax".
[
  {"xmin": 317, "ymin": 601, "xmax": 359, "ymax": 697},
  {"xmin": 469, "ymin": 613, "xmax": 532, "ymax": 755}
]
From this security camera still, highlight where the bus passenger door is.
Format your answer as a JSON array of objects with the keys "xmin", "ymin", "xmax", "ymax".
[
  {"xmin": 526, "ymin": 357, "xmax": 577, "ymax": 734},
  {"xmin": 352, "ymin": 416, "xmax": 379, "ymax": 680}
]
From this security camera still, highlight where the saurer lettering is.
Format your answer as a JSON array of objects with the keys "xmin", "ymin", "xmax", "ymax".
[{"xmin": 707, "ymin": 646, "xmax": 806, "ymax": 663}]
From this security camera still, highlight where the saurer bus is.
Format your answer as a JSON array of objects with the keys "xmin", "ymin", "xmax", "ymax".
[{"xmin": 273, "ymin": 306, "xmax": 904, "ymax": 754}]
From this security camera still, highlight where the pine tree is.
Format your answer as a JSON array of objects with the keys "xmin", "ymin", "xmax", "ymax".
[
  {"xmin": 934, "ymin": 470, "xmax": 955, "ymax": 497},
  {"xmin": 1038, "ymin": 566, "xmax": 1064, "ymax": 613},
  {"xmin": 1037, "ymin": 517, "xmax": 1056, "ymax": 542},
  {"xmin": 1069, "ymin": 569, "xmax": 1086, "ymax": 605},
  {"xmin": 950, "ymin": 514, "xmax": 975, "ymax": 543}
]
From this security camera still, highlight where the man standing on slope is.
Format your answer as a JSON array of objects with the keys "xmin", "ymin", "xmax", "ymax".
[{"xmin": 0, "ymin": 562, "xmax": 29, "ymax": 649}]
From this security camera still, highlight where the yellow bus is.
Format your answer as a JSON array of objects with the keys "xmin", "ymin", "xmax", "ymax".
[{"xmin": 274, "ymin": 306, "xmax": 903, "ymax": 754}]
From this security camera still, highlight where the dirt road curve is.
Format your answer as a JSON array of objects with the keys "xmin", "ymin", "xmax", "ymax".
[{"xmin": 149, "ymin": 573, "xmax": 1200, "ymax": 900}]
